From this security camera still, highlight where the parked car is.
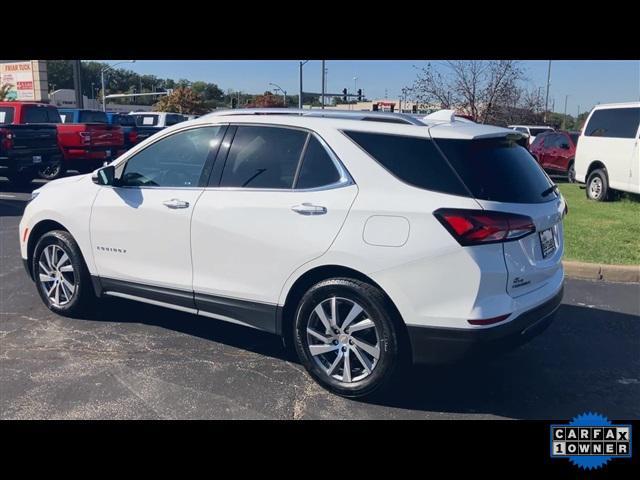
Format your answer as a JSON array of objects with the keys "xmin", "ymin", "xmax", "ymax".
[
  {"xmin": 129, "ymin": 111, "xmax": 187, "ymax": 129},
  {"xmin": 47, "ymin": 108, "xmax": 125, "ymax": 180},
  {"xmin": 105, "ymin": 112, "xmax": 139, "ymax": 151},
  {"xmin": 575, "ymin": 102, "xmax": 640, "ymax": 201},
  {"xmin": 530, "ymin": 130, "xmax": 580, "ymax": 182},
  {"xmin": 508, "ymin": 125, "xmax": 555, "ymax": 145},
  {"xmin": 0, "ymin": 102, "xmax": 63, "ymax": 185},
  {"xmin": 19, "ymin": 109, "xmax": 566, "ymax": 398}
]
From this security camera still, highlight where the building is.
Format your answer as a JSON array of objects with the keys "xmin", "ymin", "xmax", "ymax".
[{"xmin": 1, "ymin": 60, "xmax": 49, "ymax": 102}]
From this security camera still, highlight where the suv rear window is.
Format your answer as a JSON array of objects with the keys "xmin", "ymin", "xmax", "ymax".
[
  {"xmin": 0, "ymin": 107, "xmax": 14, "ymax": 124},
  {"xmin": 344, "ymin": 130, "xmax": 468, "ymax": 197},
  {"xmin": 111, "ymin": 115, "xmax": 136, "ymax": 127},
  {"xmin": 584, "ymin": 107, "xmax": 640, "ymax": 139},
  {"xmin": 134, "ymin": 115, "xmax": 159, "ymax": 126},
  {"xmin": 434, "ymin": 137, "xmax": 557, "ymax": 204}
]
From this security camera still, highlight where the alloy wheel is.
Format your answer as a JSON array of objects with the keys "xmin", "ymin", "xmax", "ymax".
[
  {"xmin": 38, "ymin": 245, "xmax": 76, "ymax": 307},
  {"xmin": 306, "ymin": 296, "xmax": 380, "ymax": 383}
]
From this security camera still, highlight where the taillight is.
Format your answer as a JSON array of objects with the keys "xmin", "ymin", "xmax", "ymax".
[
  {"xmin": 79, "ymin": 131, "xmax": 91, "ymax": 145},
  {"xmin": 128, "ymin": 129, "xmax": 138, "ymax": 144},
  {"xmin": 434, "ymin": 208, "xmax": 536, "ymax": 246},
  {"xmin": 0, "ymin": 128, "xmax": 14, "ymax": 150}
]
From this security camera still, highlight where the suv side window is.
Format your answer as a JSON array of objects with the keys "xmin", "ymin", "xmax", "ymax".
[
  {"xmin": 219, "ymin": 126, "xmax": 307, "ymax": 189},
  {"xmin": 120, "ymin": 126, "xmax": 223, "ymax": 188},
  {"xmin": 544, "ymin": 134, "xmax": 559, "ymax": 148},
  {"xmin": 344, "ymin": 130, "xmax": 468, "ymax": 197},
  {"xmin": 295, "ymin": 135, "xmax": 343, "ymax": 189},
  {"xmin": 585, "ymin": 107, "xmax": 640, "ymax": 139}
]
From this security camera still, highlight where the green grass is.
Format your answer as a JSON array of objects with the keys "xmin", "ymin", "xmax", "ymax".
[{"xmin": 558, "ymin": 183, "xmax": 640, "ymax": 265}]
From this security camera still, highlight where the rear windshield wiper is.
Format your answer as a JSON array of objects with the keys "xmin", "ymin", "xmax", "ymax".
[{"xmin": 541, "ymin": 184, "xmax": 558, "ymax": 197}]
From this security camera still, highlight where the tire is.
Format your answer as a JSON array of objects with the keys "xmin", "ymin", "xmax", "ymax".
[
  {"xmin": 567, "ymin": 161, "xmax": 576, "ymax": 183},
  {"xmin": 32, "ymin": 230, "xmax": 94, "ymax": 316},
  {"xmin": 293, "ymin": 278, "xmax": 400, "ymax": 398},
  {"xmin": 38, "ymin": 159, "xmax": 66, "ymax": 181},
  {"xmin": 586, "ymin": 168, "xmax": 609, "ymax": 201}
]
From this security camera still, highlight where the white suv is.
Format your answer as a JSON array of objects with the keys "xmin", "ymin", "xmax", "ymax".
[
  {"xmin": 19, "ymin": 109, "xmax": 566, "ymax": 398},
  {"xmin": 574, "ymin": 102, "xmax": 640, "ymax": 201}
]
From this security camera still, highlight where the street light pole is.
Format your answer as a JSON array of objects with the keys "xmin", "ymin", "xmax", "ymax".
[
  {"xmin": 101, "ymin": 60, "xmax": 136, "ymax": 112},
  {"xmin": 299, "ymin": 60, "xmax": 309, "ymax": 109},
  {"xmin": 544, "ymin": 60, "xmax": 552, "ymax": 123},
  {"xmin": 269, "ymin": 83, "xmax": 287, "ymax": 108},
  {"xmin": 321, "ymin": 60, "xmax": 325, "ymax": 109}
]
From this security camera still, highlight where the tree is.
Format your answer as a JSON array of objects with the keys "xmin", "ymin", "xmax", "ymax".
[
  {"xmin": 154, "ymin": 87, "xmax": 208, "ymax": 114},
  {"xmin": 245, "ymin": 91, "xmax": 285, "ymax": 108},
  {"xmin": 0, "ymin": 82, "xmax": 14, "ymax": 101},
  {"xmin": 408, "ymin": 61, "xmax": 529, "ymax": 125}
]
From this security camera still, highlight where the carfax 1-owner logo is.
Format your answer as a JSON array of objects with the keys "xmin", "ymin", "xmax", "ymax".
[{"xmin": 550, "ymin": 412, "xmax": 632, "ymax": 470}]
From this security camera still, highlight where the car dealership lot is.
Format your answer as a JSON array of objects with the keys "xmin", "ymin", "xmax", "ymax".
[{"xmin": 1, "ymin": 180, "xmax": 639, "ymax": 420}]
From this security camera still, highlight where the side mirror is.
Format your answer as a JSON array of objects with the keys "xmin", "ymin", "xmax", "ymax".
[
  {"xmin": 92, "ymin": 165, "xmax": 115, "ymax": 186},
  {"xmin": 560, "ymin": 143, "xmax": 570, "ymax": 150}
]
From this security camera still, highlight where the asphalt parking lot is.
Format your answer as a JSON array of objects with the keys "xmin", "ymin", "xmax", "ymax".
[{"xmin": 1, "ymin": 177, "xmax": 639, "ymax": 420}]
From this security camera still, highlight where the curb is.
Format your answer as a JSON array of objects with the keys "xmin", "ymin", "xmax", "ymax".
[{"xmin": 563, "ymin": 260, "xmax": 640, "ymax": 283}]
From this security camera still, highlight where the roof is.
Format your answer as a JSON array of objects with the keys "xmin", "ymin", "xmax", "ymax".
[
  {"xmin": 194, "ymin": 108, "xmax": 527, "ymax": 141},
  {"xmin": 590, "ymin": 101, "xmax": 640, "ymax": 110}
]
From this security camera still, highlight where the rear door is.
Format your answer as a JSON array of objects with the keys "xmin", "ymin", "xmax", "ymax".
[
  {"xmin": 433, "ymin": 135, "xmax": 565, "ymax": 297},
  {"xmin": 190, "ymin": 125, "xmax": 357, "ymax": 331}
]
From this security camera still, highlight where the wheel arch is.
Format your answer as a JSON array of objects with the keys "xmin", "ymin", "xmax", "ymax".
[
  {"xmin": 278, "ymin": 264, "xmax": 412, "ymax": 362},
  {"xmin": 26, "ymin": 219, "xmax": 70, "ymax": 279},
  {"xmin": 586, "ymin": 160, "xmax": 607, "ymax": 179}
]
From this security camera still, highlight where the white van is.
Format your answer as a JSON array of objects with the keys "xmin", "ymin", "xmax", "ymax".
[{"xmin": 575, "ymin": 102, "xmax": 640, "ymax": 201}]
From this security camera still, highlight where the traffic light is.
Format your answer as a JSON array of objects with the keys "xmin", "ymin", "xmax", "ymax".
[
  {"xmin": 231, "ymin": 97, "xmax": 238, "ymax": 109},
  {"xmin": 342, "ymin": 88, "xmax": 348, "ymax": 102},
  {"xmin": 357, "ymin": 89, "xmax": 362, "ymax": 101}
]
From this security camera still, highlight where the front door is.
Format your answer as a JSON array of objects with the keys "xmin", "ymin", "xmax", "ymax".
[
  {"xmin": 90, "ymin": 125, "xmax": 226, "ymax": 298},
  {"xmin": 191, "ymin": 125, "xmax": 357, "ymax": 332}
]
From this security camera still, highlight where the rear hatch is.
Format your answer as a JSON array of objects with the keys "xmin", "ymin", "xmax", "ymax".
[
  {"xmin": 432, "ymin": 132, "xmax": 566, "ymax": 297},
  {"xmin": 2, "ymin": 124, "xmax": 59, "ymax": 152}
]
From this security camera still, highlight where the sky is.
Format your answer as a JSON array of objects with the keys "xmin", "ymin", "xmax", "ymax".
[{"xmin": 99, "ymin": 60, "xmax": 639, "ymax": 116}]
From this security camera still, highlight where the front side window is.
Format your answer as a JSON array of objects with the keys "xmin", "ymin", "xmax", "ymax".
[
  {"xmin": 295, "ymin": 135, "xmax": 343, "ymax": 189},
  {"xmin": 119, "ymin": 126, "xmax": 223, "ymax": 188},
  {"xmin": 585, "ymin": 107, "xmax": 640, "ymax": 139},
  {"xmin": 219, "ymin": 126, "xmax": 307, "ymax": 189}
]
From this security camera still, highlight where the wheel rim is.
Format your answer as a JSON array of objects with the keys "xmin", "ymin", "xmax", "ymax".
[
  {"xmin": 40, "ymin": 162, "xmax": 61, "ymax": 178},
  {"xmin": 589, "ymin": 177, "xmax": 602, "ymax": 198},
  {"xmin": 306, "ymin": 296, "xmax": 380, "ymax": 383},
  {"xmin": 38, "ymin": 245, "xmax": 76, "ymax": 307}
]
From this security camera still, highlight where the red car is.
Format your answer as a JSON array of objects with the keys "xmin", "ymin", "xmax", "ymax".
[{"xmin": 530, "ymin": 130, "xmax": 580, "ymax": 182}]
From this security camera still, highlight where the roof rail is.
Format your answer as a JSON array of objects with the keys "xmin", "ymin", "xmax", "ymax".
[{"xmin": 201, "ymin": 108, "xmax": 428, "ymax": 126}]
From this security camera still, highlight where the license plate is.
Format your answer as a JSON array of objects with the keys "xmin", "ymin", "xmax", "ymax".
[
  {"xmin": 32, "ymin": 155, "xmax": 42, "ymax": 164},
  {"xmin": 105, "ymin": 150, "xmax": 111, "ymax": 157},
  {"xmin": 539, "ymin": 228, "xmax": 556, "ymax": 258}
]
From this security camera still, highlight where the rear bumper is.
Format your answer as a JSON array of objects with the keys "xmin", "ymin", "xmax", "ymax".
[{"xmin": 407, "ymin": 284, "xmax": 563, "ymax": 364}]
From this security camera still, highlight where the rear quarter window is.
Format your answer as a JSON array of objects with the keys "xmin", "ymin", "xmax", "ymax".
[
  {"xmin": 433, "ymin": 137, "xmax": 557, "ymax": 204},
  {"xmin": 585, "ymin": 107, "xmax": 640, "ymax": 139},
  {"xmin": 343, "ymin": 130, "xmax": 469, "ymax": 197}
]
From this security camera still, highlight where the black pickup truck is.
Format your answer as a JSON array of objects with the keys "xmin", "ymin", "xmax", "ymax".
[{"xmin": 0, "ymin": 102, "xmax": 62, "ymax": 185}]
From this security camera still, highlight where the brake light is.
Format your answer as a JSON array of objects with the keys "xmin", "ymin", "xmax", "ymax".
[
  {"xmin": 79, "ymin": 131, "xmax": 91, "ymax": 145},
  {"xmin": 0, "ymin": 128, "xmax": 14, "ymax": 150},
  {"xmin": 128, "ymin": 129, "xmax": 138, "ymax": 144},
  {"xmin": 434, "ymin": 208, "xmax": 536, "ymax": 245}
]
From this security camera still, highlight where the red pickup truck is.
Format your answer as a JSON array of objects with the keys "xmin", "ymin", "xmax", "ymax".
[{"xmin": 0, "ymin": 102, "xmax": 124, "ymax": 180}]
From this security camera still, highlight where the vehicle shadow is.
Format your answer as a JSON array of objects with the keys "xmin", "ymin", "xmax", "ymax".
[
  {"xmin": 369, "ymin": 304, "xmax": 640, "ymax": 419},
  {"xmin": 84, "ymin": 298, "xmax": 639, "ymax": 419}
]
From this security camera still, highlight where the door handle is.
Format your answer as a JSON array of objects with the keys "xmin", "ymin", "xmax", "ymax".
[
  {"xmin": 291, "ymin": 203, "xmax": 327, "ymax": 216},
  {"xmin": 163, "ymin": 198, "xmax": 190, "ymax": 209}
]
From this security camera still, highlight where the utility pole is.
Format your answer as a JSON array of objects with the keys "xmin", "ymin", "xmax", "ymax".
[
  {"xmin": 298, "ymin": 60, "xmax": 309, "ymax": 109},
  {"xmin": 563, "ymin": 94, "xmax": 569, "ymax": 129},
  {"xmin": 72, "ymin": 60, "xmax": 83, "ymax": 109},
  {"xmin": 321, "ymin": 60, "xmax": 325, "ymax": 109},
  {"xmin": 544, "ymin": 60, "xmax": 551, "ymax": 123}
]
